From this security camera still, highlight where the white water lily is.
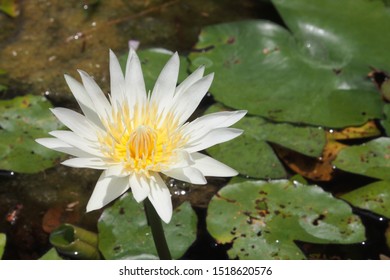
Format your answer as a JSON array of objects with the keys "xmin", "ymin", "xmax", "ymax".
[{"xmin": 36, "ymin": 49, "xmax": 246, "ymax": 223}]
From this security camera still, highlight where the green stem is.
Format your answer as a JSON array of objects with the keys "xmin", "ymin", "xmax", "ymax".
[{"xmin": 144, "ymin": 198, "xmax": 172, "ymax": 260}]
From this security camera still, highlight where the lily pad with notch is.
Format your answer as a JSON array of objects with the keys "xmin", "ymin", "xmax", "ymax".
[
  {"xmin": 207, "ymin": 180, "xmax": 365, "ymax": 259},
  {"xmin": 189, "ymin": 16, "xmax": 384, "ymax": 128}
]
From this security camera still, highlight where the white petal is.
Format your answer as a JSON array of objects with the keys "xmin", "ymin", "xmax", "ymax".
[
  {"xmin": 50, "ymin": 108, "xmax": 98, "ymax": 141},
  {"xmin": 129, "ymin": 173, "xmax": 150, "ymax": 202},
  {"xmin": 163, "ymin": 166, "xmax": 207, "ymax": 185},
  {"xmin": 62, "ymin": 157, "xmax": 108, "ymax": 169},
  {"xmin": 172, "ymin": 73, "xmax": 214, "ymax": 124},
  {"xmin": 36, "ymin": 137, "xmax": 95, "ymax": 158},
  {"xmin": 185, "ymin": 127, "xmax": 243, "ymax": 153},
  {"xmin": 64, "ymin": 74, "xmax": 103, "ymax": 128},
  {"xmin": 151, "ymin": 52, "xmax": 179, "ymax": 114},
  {"xmin": 183, "ymin": 110, "xmax": 247, "ymax": 144},
  {"xmin": 104, "ymin": 164, "xmax": 128, "ymax": 177},
  {"xmin": 78, "ymin": 70, "xmax": 111, "ymax": 119},
  {"xmin": 86, "ymin": 171, "xmax": 130, "ymax": 212},
  {"xmin": 125, "ymin": 48, "xmax": 147, "ymax": 109},
  {"xmin": 174, "ymin": 66, "xmax": 204, "ymax": 97},
  {"xmin": 49, "ymin": 130, "xmax": 102, "ymax": 157},
  {"xmin": 147, "ymin": 173, "xmax": 172, "ymax": 223},
  {"xmin": 109, "ymin": 49, "xmax": 125, "ymax": 108},
  {"xmin": 167, "ymin": 150, "xmax": 194, "ymax": 169},
  {"xmin": 191, "ymin": 152, "xmax": 238, "ymax": 177}
]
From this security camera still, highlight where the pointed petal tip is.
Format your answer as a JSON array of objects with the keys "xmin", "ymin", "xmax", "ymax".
[
  {"xmin": 35, "ymin": 138, "xmax": 46, "ymax": 145},
  {"xmin": 161, "ymin": 214, "xmax": 172, "ymax": 224},
  {"xmin": 77, "ymin": 69, "xmax": 90, "ymax": 79},
  {"xmin": 208, "ymin": 72, "xmax": 215, "ymax": 79},
  {"xmin": 85, "ymin": 204, "xmax": 97, "ymax": 213},
  {"xmin": 235, "ymin": 110, "xmax": 248, "ymax": 121},
  {"xmin": 172, "ymin": 51, "xmax": 179, "ymax": 60},
  {"xmin": 149, "ymin": 195, "xmax": 172, "ymax": 224},
  {"xmin": 228, "ymin": 169, "xmax": 239, "ymax": 177},
  {"xmin": 109, "ymin": 49, "xmax": 118, "ymax": 59}
]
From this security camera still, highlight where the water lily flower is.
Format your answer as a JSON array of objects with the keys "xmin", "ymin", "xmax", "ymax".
[{"xmin": 36, "ymin": 49, "xmax": 246, "ymax": 223}]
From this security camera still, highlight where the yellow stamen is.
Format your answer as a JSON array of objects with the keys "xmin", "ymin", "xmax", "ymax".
[{"xmin": 98, "ymin": 102, "xmax": 187, "ymax": 176}]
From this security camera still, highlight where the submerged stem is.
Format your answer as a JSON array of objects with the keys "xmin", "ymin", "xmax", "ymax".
[{"xmin": 144, "ymin": 198, "xmax": 172, "ymax": 260}]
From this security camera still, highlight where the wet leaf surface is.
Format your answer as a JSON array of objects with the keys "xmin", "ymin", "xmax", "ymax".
[
  {"xmin": 206, "ymin": 104, "xmax": 326, "ymax": 179},
  {"xmin": 341, "ymin": 181, "xmax": 390, "ymax": 219},
  {"xmin": 272, "ymin": 0, "xmax": 390, "ymax": 71},
  {"xmin": 207, "ymin": 180, "xmax": 365, "ymax": 259},
  {"xmin": 98, "ymin": 193, "xmax": 197, "ymax": 260},
  {"xmin": 0, "ymin": 94, "xmax": 65, "ymax": 173},
  {"xmin": 382, "ymin": 104, "xmax": 390, "ymax": 136},
  {"xmin": 39, "ymin": 247, "xmax": 63, "ymax": 260},
  {"xmin": 189, "ymin": 17, "xmax": 384, "ymax": 127},
  {"xmin": 333, "ymin": 137, "xmax": 390, "ymax": 180},
  {"xmin": 276, "ymin": 122, "xmax": 381, "ymax": 181}
]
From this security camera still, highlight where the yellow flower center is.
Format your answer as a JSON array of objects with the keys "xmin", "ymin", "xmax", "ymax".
[
  {"xmin": 98, "ymin": 102, "xmax": 187, "ymax": 176},
  {"xmin": 128, "ymin": 125, "xmax": 156, "ymax": 159}
]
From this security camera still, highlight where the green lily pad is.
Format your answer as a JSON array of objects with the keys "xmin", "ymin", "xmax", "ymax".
[
  {"xmin": 207, "ymin": 180, "xmax": 365, "ymax": 259},
  {"xmin": 272, "ymin": 0, "xmax": 390, "ymax": 71},
  {"xmin": 0, "ymin": 0, "xmax": 18, "ymax": 17},
  {"xmin": 0, "ymin": 94, "xmax": 64, "ymax": 173},
  {"xmin": 333, "ymin": 137, "xmax": 390, "ymax": 180},
  {"xmin": 39, "ymin": 248, "xmax": 63, "ymax": 260},
  {"xmin": 341, "ymin": 181, "xmax": 390, "ymax": 219},
  {"xmin": 206, "ymin": 104, "xmax": 326, "ymax": 179},
  {"xmin": 98, "ymin": 193, "xmax": 197, "ymax": 259},
  {"xmin": 50, "ymin": 223, "xmax": 100, "ymax": 259},
  {"xmin": 381, "ymin": 104, "xmax": 390, "ymax": 136},
  {"xmin": 119, "ymin": 48, "xmax": 189, "ymax": 92},
  {"xmin": 0, "ymin": 233, "xmax": 5, "ymax": 259},
  {"xmin": 189, "ymin": 19, "xmax": 383, "ymax": 128}
]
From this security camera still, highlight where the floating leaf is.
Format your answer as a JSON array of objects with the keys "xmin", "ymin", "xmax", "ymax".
[
  {"xmin": 328, "ymin": 121, "xmax": 381, "ymax": 140},
  {"xmin": 0, "ymin": 233, "xmax": 5, "ymax": 259},
  {"xmin": 341, "ymin": 181, "xmax": 390, "ymax": 219},
  {"xmin": 333, "ymin": 137, "xmax": 390, "ymax": 180},
  {"xmin": 119, "ymin": 48, "xmax": 188, "ymax": 91},
  {"xmin": 272, "ymin": 0, "xmax": 390, "ymax": 71},
  {"xmin": 0, "ymin": 0, "xmax": 19, "ymax": 17},
  {"xmin": 276, "ymin": 122, "xmax": 381, "ymax": 181},
  {"xmin": 0, "ymin": 94, "xmax": 64, "ymax": 173},
  {"xmin": 206, "ymin": 103, "xmax": 326, "ymax": 179},
  {"xmin": 275, "ymin": 138, "xmax": 344, "ymax": 181},
  {"xmin": 98, "ymin": 193, "xmax": 197, "ymax": 259},
  {"xmin": 39, "ymin": 248, "xmax": 63, "ymax": 260},
  {"xmin": 382, "ymin": 104, "xmax": 390, "ymax": 136},
  {"xmin": 50, "ymin": 223, "xmax": 100, "ymax": 260},
  {"xmin": 189, "ymin": 18, "xmax": 383, "ymax": 127},
  {"xmin": 207, "ymin": 180, "xmax": 365, "ymax": 259}
]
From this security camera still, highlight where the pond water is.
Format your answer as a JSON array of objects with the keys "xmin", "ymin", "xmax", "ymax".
[{"xmin": 0, "ymin": 0, "xmax": 389, "ymax": 260}]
